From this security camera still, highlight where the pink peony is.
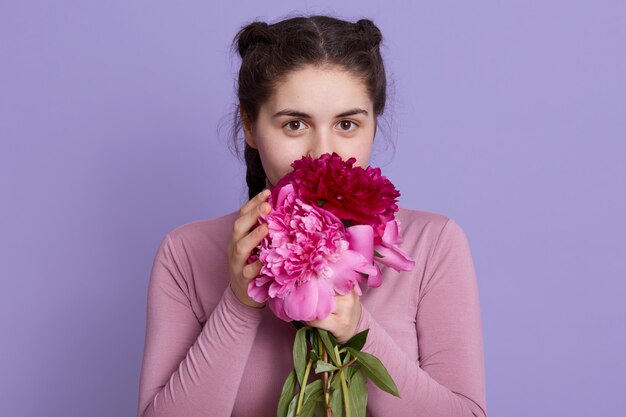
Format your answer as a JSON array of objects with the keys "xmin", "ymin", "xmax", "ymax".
[{"xmin": 248, "ymin": 184, "xmax": 377, "ymax": 322}]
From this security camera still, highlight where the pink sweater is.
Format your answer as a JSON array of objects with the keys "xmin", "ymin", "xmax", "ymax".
[{"xmin": 137, "ymin": 207, "xmax": 488, "ymax": 417}]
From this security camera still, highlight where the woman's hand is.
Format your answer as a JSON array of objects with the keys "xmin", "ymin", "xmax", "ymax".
[
  {"xmin": 306, "ymin": 289, "xmax": 362, "ymax": 344},
  {"xmin": 227, "ymin": 189, "xmax": 271, "ymax": 308}
]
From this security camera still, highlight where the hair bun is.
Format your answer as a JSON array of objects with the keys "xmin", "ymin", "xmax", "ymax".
[
  {"xmin": 236, "ymin": 21, "xmax": 274, "ymax": 58},
  {"xmin": 355, "ymin": 19, "xmax": 382, "ymax": 49}
]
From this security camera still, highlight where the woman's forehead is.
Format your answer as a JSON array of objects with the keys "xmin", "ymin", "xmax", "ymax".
[{"xmin": 265, "ymin": 65, "xmax": 373, "ymax": 116}]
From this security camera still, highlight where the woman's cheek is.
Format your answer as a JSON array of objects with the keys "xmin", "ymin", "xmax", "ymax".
[{"xmin": 262, "ymin": 157, "xmax": 295, "ymax": 186}]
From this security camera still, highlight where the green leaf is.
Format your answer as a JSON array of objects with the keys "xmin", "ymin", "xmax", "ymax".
[
  {"xmin": 342, "ymin": 328, "xmax": 369, "ymax": 352},
  {"xmin": 286, "ymin": 394, "xmax": 298, "ymax": 417},
  {"xmin": 330, "ymin": 390, "xmax": 344, "ymax": 417},
  {"xmin": 292, "ymin": 320, "xmax": 306, "ymax": 330},
  {"xmin": 300, "ymin": 380, "xmax": 323, "ymax": 417},
  {"xmin": 294, "ymin": 327, "xmax": 308, "ymax": 386},
  {"xmin": 309, "ymin": 348, "xmax": 319, "ymax": 363},
  {"xmin": 345, "ymin": 363, "xmax": 360, "ymax": 381},
  {"xmin": 346, "ymin": 348, "xmax": 399, "ymax": 397},
  {"xmin": 373, "ymin": 250, "xmax": 384, "ymax": 258},
  {"xmin": 307, "ymin": 328, "xmax": 318, "ymax": 348},
  {"xmin": 287, "ymin": 395, "xmax": 298, "ymax": 417},
  {"xmin": 329, "ymin": 372, "xmax": 342, "ymax": 393},
  {"xmin": 277, "ymin": 370, "xmax": 297, "ymax": 417},
  {"xmin": 314, "ymin": 399, "xmax": 326, "ymax": 417},
  {"xmin": 342, "ymin": 351, "xmax": 351, "ymax": 366},
  {"xmin": 348, "ymin": 368, "xmax": 368, "ymax": 417},
  {"xmin": 315, "ymin": 360, "xmax": 339, "ymax": 374},
  {"xmin": 303, "ymin": 379, "xmax": 323, "ymax": 399},
  {"xmin": 317, "ymin": 329, "xmax": 339, "ymax": 366},
  {"xmin": 300, "ymin": 398, "xmax": 320, "ymax": 417}
]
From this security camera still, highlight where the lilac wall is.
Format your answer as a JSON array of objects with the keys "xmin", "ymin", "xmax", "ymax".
[{"xmin": 1, "ymin": 1, "xmax": 624, "ymax": 416}]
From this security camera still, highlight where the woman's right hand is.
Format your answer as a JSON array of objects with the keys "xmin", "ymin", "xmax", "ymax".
[{"xmin": 227, "ymin": 189, "xmax": 272, "ymax": 308}]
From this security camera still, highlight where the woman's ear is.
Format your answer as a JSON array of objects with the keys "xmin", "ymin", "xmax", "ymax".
[{"xmin": 240, "ymin": 108, "xmax": 257, "ymax": 149}]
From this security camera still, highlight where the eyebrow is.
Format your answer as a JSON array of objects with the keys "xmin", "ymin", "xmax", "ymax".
[{"xmin": 271, "ymin": 108, "xmax": 369, "ymax": 119}]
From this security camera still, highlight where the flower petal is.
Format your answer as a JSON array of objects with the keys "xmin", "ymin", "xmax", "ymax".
[
  {"xmin": 328, "ymin": 249, "xmax": 378, "ymax": 294},
  {"xmin": 346, "ymin": 224, "xmax": 374, "ymax": 263},
  {"xmin": 268, "ymin": 297, "xmax": 292, "ymax": 322},
  {"xmin": 247, "ymin": 278, "xmax": 270, "ymax": 303},
  {"xmin": 374, "ymin": 243, "xmax": 416, "ymax": 271},
  {"xmin": 381, "ymin": 219, "xmax": 402, "ymax": 245},
  {"xmin": 275, "ymin": 183, "xmax": 295, "ymax": 207},
  {"xmin": 366, "ymin": 264, "xmax": 383, "ymax": 288},
  {"xmin": 283, "ymin": 278, "xmax": 335, "ymax": 321}
]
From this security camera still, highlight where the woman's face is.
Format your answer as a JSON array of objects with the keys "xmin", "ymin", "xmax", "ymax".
[{"xmin": 243, "ymin": 64, "xmax": 377, "ymax": 187}]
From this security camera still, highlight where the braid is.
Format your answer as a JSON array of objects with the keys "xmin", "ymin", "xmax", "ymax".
[{"xmin": 244, "ymin": 144, "xmax": 267, "ymax": 200}]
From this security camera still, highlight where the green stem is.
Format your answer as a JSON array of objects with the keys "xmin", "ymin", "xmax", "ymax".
[
  {"xmin": 320, "ymin": 336, "xmax": 331, "ymax": 413},
  {"xmin": 334, "ymin": 345, "xmax": 351, "ymax": 417},
  {"xmin": 343, "ymin": 358, "xmax": 357, "ymax": 369},
  {"xmin": 295, "ymin": 358, "xmax": 313, "ymax": 417}
]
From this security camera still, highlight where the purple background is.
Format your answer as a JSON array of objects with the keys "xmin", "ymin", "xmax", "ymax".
[{"xmin": 1, "ymin": 1, "xmax": 624, "ymax": 416}]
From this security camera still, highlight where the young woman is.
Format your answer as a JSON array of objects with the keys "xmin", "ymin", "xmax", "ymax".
[{"xmin": 137, "ymin": 15, "xmax": 487, "ymax": 417}]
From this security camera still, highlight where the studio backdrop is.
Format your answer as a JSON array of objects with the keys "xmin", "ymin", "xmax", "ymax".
[{"xmin": 1, "ymin": 1, "xmax": 624, "ymax": 416}]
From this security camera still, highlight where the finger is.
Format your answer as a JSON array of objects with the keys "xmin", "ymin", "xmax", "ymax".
[
  {"xmin": 334, "ymin": 288, "xmax": 358, "ymax": 303},
  {"xmin": 306, "ymin": 313, "xmax": 335, "ymax": 326},
  {"xmin": 232, "ymin": 223, "xmax": 268, "ymax": 264},
  {"xmin": 232, "ymin": 199, "xmax": 272, "ymax": 243},
  {"xmin": 242, "ymin": 260, "xmax": 263, "ymax": 281},
  {"xmin": 305, "ymin": 319, "xmax": 323, "ymax": 328},
  {"xmin": 239, "ymin": 189, "xmax": 271, "ymax": 217},
  {"xmin": 306, "ymin": 319, "xmax": 336, "ymax": 338}
]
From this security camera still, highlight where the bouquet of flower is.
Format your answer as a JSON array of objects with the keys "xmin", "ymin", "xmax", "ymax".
[{"xmin": 247, "ymin": 153, "xmax": 415, "ymax": 417}]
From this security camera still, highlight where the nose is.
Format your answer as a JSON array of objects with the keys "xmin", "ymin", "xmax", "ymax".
[{"xmin": 307, "ymin": 130, "xmax": 332, "ymax": 159}]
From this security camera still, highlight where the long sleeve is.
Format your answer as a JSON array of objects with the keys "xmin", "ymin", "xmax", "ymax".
[
  {"xmin": 355, "ymin": 218, "xmax": 487, "ymax": 417},
  {"xmin": 137, "ymin": 233, "xmax": 265, "ymax": 417}
]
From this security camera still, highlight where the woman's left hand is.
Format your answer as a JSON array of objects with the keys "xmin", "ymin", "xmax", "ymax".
[{"xmin": 305, "ymin": 289, "xmax": 362, "ymax": 344}]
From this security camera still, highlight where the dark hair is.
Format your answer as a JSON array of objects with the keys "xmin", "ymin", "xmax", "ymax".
[{"xmin": 230, "ymin": 15, "xmax": 387, "ymax": 200}]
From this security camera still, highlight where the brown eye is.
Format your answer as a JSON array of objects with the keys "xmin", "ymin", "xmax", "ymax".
[
  {"xmin": 337, "ymin": 120, "xmax": 357, "ymax": 131},
  {"xmin": 285, "ymin": 120, "xmax": 306, "ymax": 131}
]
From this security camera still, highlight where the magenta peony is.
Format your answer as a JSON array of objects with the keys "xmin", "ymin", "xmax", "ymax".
[
  {"xmin": 272, "ymin": 153, "xmax": 400, "ymax": 244},
  {"xmin": 248, "ymin": 184, "xmax": 377, "ymax": 322}
]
